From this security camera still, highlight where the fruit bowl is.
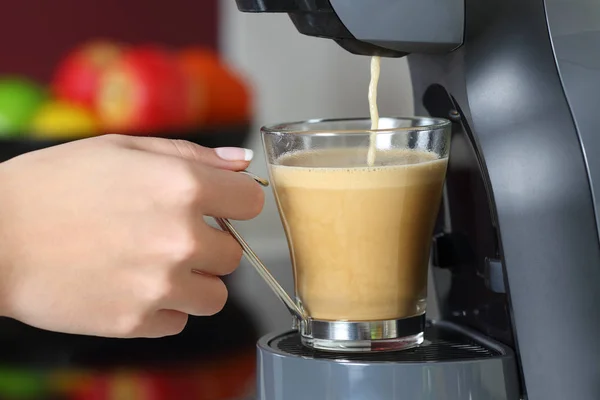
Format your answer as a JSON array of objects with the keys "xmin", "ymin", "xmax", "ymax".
[{"xmin": 0, "ymin": 124, "xmax": 251, "ymax": 163}]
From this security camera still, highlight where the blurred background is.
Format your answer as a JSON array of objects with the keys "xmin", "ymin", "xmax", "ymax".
[{"xmin": 0, "ymin": 1, "xmax": 413, "ymax": 399}]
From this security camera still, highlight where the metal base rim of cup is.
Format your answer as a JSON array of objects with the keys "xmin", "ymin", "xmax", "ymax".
[{"xmin": 298, "ymin": 314, "xmax": 426, "ymax": 353}]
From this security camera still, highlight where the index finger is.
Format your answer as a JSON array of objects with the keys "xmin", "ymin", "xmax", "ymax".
[
  {"xmin": 119, "ymin": 135, "xmax": 254, "ymax": 171},
  {"xmin": 195, "ymin": 166, "xmax": 265, "ymax": 221}
]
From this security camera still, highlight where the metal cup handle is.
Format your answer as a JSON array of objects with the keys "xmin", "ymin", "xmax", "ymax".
[{"xmin": 213, "ymin": 171, "xmax": 308, "ymax": 324}]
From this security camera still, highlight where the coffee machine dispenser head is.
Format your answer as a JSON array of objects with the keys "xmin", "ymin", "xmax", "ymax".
[{"xmin": 235, "ymin": 0, "xmax": 464, "ymax": 57}]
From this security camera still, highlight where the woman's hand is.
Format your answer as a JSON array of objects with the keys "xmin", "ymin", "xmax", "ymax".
[{"xmin": 0, "ymin": 134, "xmax": 263, "ymax": 338}]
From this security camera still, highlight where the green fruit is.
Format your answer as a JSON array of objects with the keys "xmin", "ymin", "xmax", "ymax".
[
  {"xmin": 0, "ymin": 77, "xmax": 46, "ymax": 137},
  {"xmin": 0, "ymin": 368, "xmax": 47, "ymax": 398}
]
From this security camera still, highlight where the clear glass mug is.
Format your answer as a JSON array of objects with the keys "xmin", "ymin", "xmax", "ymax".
[{"xmin": 216, "ymin": 117, "xmax": 451, "ymax": 352}]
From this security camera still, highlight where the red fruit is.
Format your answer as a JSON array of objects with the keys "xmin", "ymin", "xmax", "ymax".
[
  {"xmin": 177, "ymin": 47, "xmax": 252, "ymax": 127},
  {"xmin": 52, "ymin": 41, "xmax": 123, "ymax": 108},
  {"xmin": 176, "ymin": 61, "xmax": 208, "ymax": 129},
  {"xmin": 96, "ymin": 46, "xmax": 188, "ymax": 134},
  {"xmin": 73, "ymin": 372, "xmax": 171, "ymax": 400}
]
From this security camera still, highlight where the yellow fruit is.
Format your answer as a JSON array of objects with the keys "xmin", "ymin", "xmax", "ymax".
[{"xmin": 30, "ymin": 100, "xmax": 99, "ymax": 139}]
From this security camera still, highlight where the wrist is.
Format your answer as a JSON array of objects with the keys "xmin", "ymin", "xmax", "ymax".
[{"xmin": 0, "ymin": 163, "xmax": 15, "ymax": 318}]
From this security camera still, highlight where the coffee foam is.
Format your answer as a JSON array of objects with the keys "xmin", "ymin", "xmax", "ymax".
[{"xmin": 271, "ymin": 148, "xmax": 447, "ymax": 189}]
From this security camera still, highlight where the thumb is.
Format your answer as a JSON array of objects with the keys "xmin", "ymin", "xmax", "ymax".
[{"xmin": 124, "ymin": 136, "xmax": 254, "ymax": 170}]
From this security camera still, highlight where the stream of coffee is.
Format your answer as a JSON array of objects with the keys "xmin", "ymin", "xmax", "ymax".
[{"xmin": 367, "ymin": 56, "xmax": 381, "ymax": 166}]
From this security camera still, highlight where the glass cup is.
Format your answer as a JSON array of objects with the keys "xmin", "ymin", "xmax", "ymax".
[{"xmin": 217, "ymin": 117, "xmax": 451, "ymax": 353}]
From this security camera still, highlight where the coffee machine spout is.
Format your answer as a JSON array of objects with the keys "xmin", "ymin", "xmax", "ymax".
[{"xmin": 235, "ymin": 0, "xmax": 463, "ymax": 57}]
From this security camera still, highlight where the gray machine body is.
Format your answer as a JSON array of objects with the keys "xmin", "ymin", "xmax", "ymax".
[
  {"xmin": 546, "ymin": 0, "xmax": 600, "ymax": 237},
  {"xmin": 409, "ymin": 0, "xmax": 600, "ymax": 398},
  {"xmin": 236, "ymin": 0, "xmax": 600, "ymax": 399},
  {"xmin": 256, "ymin": 322, "xmax": 520, "ymax": 400}
]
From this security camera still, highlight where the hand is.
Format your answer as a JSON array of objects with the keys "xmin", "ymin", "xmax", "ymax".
[{"xmin": 0, "ymin": 134, "xmax": 264, "ymax": 338}]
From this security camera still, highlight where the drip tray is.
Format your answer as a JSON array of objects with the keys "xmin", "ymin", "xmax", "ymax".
[
  {"xmin": 257, "ymin": 321, "xmax": 521, "ymax": 400},
  {"xmin": 268, "ymin": 321, "xmax": 502, "ymax": 362}
]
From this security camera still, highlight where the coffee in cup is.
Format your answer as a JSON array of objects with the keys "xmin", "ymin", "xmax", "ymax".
[{"xmin": 270, "ymin": 147, "xmax": 447, "ymax": 322}]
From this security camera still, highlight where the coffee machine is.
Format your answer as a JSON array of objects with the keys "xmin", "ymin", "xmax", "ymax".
[{"xmin": 235, "ymin": 1, "xmax": 600, "ymax": 399}]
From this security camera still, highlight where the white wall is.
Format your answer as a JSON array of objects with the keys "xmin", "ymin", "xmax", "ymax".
[{"xmin": 219, "ymin": 2, "xmax": 421, "ymax": 335}]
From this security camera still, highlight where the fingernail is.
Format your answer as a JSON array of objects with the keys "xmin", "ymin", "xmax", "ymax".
[{"xmin": 215, "ymin": 147, "xmax": 254, "ymax": 161}]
